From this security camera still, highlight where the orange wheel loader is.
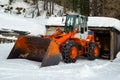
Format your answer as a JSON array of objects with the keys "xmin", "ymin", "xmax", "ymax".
[{"xmin": 7, "ymin": 14, "xmax": 100, "ymax": 67}]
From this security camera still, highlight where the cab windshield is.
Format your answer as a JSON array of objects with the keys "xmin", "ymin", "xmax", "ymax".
[{"xmin": 65, "ymin": 15, "xmax": 75, "ymax": 32}]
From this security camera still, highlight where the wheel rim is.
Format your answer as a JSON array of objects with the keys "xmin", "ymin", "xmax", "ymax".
[
  {"xmin": 94, "ymin": 47, "xmax": 99, "ymax": 57},
  {"xmin": 70, "ymin": 46, "xmax": 77, "ymax": 59}
]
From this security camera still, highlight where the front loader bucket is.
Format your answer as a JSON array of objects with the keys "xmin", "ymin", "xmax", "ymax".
[{"xmin": 7, "ymin": 36, "xmax": 61, "ymax": 67}]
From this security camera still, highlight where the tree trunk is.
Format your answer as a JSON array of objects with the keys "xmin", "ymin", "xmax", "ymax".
[
  {"xmin": 9, "ymin": 0, "xmax": 13, "ymax": 5},
  {"xmin": 36, "ymin": 0, "xmax": 40, "ymax": 16},
  {"xmin": 46, "ymin": 0, "xmax": 48, "ymax": 11},
  {"xmin": 73, "ymin": 0, "xmax": 75, "ymax": 11},
  {"xmin": 49, "ymin": 0, "xmax": 52, "ymax": 15},
  {"xmin": 43, "ymin": 0, "xmax": 48, "ymax": 10},
  {"xmin": 63, "ymin": 0, "xmax": 66, "ymax": 13},
  {"xmin": 52, "ymin": 0, "xmax": 54, "ymax": 14},
  {"xmin": 43, "ymin": 0, "xmax": 46, "ymax": 10},
  {"xmin": 80, "ymin": 0, "xmax": 90, "ymax": 16}
]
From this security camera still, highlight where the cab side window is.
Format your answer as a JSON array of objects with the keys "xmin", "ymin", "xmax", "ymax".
[
  {"xmin": 85, "ymin": 17, "xmax": 88, "ymax": 32},
  {"xmin": 74, "ymin": 18, "xmax": 79, "ymax": 28},
  {"xmin": 80, "ymin": 17, "xmax": 84, "ymax": 34}
]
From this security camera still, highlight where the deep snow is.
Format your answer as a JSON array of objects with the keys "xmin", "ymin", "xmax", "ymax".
[
  {"xmin": 0, "ymin": 1, "xmax": 120, "ymax": 80},
  {"xmin": 1, "ymin": 43, "xmax": 120, "ymax": 80}
]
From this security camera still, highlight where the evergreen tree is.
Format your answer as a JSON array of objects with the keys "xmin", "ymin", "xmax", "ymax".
[
  {"xmin": 80, "ymin": 0, "xmax": 90, "ymax": 16},
  {"xmin": 9, "ymin": 0, "xmax": 13, "ymax": 5}
]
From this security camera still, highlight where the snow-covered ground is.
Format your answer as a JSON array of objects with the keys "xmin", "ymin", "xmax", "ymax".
[
  {"xmin": 0, "ymin": 0, "xmax": 120, "ymax": 80},
  {"xmin": 1, "ymin": 43, "xmax": 120, "ymax": 80}
]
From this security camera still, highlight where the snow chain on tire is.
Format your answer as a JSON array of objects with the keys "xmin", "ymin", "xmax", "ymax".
[
  {"xmin": 88, "ymin": 42, "xmax": 100, "ymax": 60},
  {"xmin": 62, "ymin": 40, "xmax": 78, "ymax": 63}
]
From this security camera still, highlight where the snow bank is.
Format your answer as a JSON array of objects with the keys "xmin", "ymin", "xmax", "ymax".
[
  {"xmin": 0, "ymin": 13, "xmax": 45, "ymax": 35},
  {"xmin": 11, "ymin": 0, "xmax": 30, "ymax": 8},
  {"xmin": 114, "ymin": 52, "xmax": 120, "ymax": 62},
  {"xmin": 0, "ymin": 43, "xmax": 14, "ymax": 60},
  {"xmin": 0, "ymin": 0, "xmax": 9, "ymax": 5}
]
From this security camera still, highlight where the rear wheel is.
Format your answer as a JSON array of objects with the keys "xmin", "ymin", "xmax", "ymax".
[
  {"xmin": 62, "ymin": 40, "xmax": 78, "ymax": 63},
  {"xmin": 88, "ymin": 42, "xmax": 100, "ymax": 60}
]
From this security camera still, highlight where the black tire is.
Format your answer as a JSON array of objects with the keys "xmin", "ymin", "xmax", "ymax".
[
  {"xmin": 62, "ymin": 40, "xmax": 78, "ymax": 63},
  {"xmin": 88, "ymin": 42, "xmax": 100, "ymax": 60}
]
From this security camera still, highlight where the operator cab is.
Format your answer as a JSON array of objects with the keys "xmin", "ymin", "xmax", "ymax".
[{"xmin": 65, "ymin": 14, "xmax": 88, "ymax": 40}]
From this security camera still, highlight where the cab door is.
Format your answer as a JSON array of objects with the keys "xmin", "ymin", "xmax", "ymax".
[
  {"xmin": 79, "ymin": 16, "xmax": 88, "ymax": 40},
  {"xmin": 74, "ymin": 16, "xmax": 88, "ymax": 40}
]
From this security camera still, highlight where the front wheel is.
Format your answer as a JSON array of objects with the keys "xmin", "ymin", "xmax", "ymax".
[
  {"xmin": 62, "ymin": 40, "xmax": 78, "ymax": 63},
  {"xmin": 87, "ymin": 42, "xmax": 100, "ymax": 60}
]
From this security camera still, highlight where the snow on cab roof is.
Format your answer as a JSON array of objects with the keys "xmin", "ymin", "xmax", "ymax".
[{"xmin": 47, "ymin": 16, "xmax": 120, "ymax": 31}]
